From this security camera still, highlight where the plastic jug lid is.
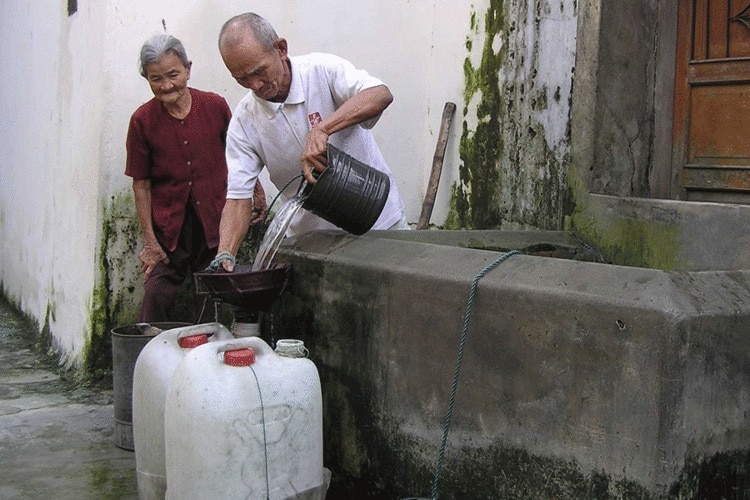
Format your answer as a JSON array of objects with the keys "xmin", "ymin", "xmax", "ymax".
[
  {"xmin": 224, "ymin": 348, "xmax": 256, "ymax": 366},
  {"xmin": 178, "ymin": 334, "xmax": 209, "ymax": 348}
]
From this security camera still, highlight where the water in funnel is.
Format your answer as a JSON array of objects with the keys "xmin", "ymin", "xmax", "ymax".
[{"xmin": 252, "ymin": 193, "xmax": 306, "ymax": 271}]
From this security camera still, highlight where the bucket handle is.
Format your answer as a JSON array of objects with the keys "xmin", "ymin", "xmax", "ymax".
[
  {"xmin": 295, "ymin": 160, "xmax": 332, "ymax": 200},
  {"xmin": 171, "ymin": 322, "xmax": 233, "ymax": 341}
]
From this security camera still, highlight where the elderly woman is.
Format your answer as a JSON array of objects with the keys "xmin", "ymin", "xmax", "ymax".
[{"xmin": 125, "ymin": 34, "xmax": 266, "ymax": 322}]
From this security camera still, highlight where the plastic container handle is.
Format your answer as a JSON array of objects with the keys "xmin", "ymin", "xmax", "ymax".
[
  {"xmin": 172, "ymin": 322, "xmax": 233, "ymax": 342},
  {"xmin": 213, "ymin": 337, "xmax": 274, "ymax": 358}
]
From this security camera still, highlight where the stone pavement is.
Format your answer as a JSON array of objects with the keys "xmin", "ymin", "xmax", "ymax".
[{"xmin": 0, "ymin": 297, "xmax": 138, "ymax": 499}]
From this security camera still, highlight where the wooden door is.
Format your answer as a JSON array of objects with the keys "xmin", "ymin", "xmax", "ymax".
[{"xmin": 673, "ymin": 0, "xmax": 750, "ymax": 203}]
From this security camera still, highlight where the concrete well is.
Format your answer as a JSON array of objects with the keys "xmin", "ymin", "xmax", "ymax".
[{"xmin": 268, "ymin": 229, "xmax": 750, "ymax": 499}]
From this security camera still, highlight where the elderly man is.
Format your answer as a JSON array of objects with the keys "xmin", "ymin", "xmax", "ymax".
[{"xmin": 213, "ymin": 12, "xmax": 408, "ymax": 271}]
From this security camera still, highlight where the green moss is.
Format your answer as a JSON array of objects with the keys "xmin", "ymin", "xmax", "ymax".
[
  {"xmin": 443, "ymin": 176, "xmax": 469, "ymax": 230},
  {"xmin": 450, "ymin": 0, "xmax": 506, "ymax": 230},
  {"xmin": 85, "ymin": 189, "xmax": 255, "ymax": 364},
  {"xmin": 40, "ymin": 305, "xmax": 56, "ymax": 358},
  {"xmin": 86, "ymin": 204, "xmax": 115, "ymax": 381},
  {"xmin": 85, "ymin": 461, "xmax": 134, "ymax": 499},
  {"xmin": 85, "ymin": 194, "xmax": 139, "ymax": 382},
  {"xmin": 445, "ymin": 2, "xmax": 578, "ymax": 232},
  {"xmin": 572, "ymin": 210, "xmax": 681, "ymax": 270},
  {"xmin": 433, "ymin": 445, "xmax": 652, "ymax": 499}
]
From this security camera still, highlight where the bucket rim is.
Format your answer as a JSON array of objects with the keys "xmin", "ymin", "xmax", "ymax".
[{"xmin": 111, "ymin": 322, "xmax": 191, "ymax": 338}]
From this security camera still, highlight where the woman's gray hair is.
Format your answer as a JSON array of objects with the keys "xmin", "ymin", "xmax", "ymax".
[
  {"xmin": 219, "ymin": 12, "xmax": 278, "ymax": 52},
  {"xmin": 139, "ymin": 34, "xmax": 189, "ymax": 78}
]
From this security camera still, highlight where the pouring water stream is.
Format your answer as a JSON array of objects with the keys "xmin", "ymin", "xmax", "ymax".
[{"xmin": 251, "ymin": 180, "xmax": 309, "ymax": 272}]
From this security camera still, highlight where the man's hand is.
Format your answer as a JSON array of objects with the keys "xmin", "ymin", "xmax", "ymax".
[
  {"xmin": 299, "ymin": 85, "xmax": 393, "ymax": 184},
  {"xmin": 301, "ymin": 126, "xmax": 330, "ymax": 184},
  {"xmin": 139, "ymin": 243, "xmax": 168, "ymax": 279}
]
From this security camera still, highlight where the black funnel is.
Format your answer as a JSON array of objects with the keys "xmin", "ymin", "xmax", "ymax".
[{"xmin": 193, "ymin": 263, "xmax": 290, "ymax": 313}]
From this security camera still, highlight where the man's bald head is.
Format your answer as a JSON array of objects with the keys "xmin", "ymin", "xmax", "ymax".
[{"xmin": 219, "ymin": 12, "xmax": 278, "ymax": 53}]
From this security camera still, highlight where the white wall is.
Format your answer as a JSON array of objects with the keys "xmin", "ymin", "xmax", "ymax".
[
  {"xmin": 0, "ymin": 0, "xmax": 477, "ymax": 368},
  {"xmin": 0, "ymin": 1, "xmax": 107, "ymax": 364},
  {"xmin": 106, "ymin": 0, "xmax": 473, "ymax": 220}
]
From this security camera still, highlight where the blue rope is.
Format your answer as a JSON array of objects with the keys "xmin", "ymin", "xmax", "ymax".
[
  {"xmin": 249, "ymin": 365, "xmax": 271, "ymax": 500},
  {"xmin": 430, "ymin": 250, "xmax": 520, "ymax": 500}
]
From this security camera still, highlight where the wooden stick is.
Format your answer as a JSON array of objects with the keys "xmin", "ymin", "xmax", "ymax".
[{"xmin": 417, "ymin": 102, "xmax": 456, "ymax": 230}]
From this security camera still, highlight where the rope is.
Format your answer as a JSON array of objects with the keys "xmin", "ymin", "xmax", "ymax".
[
  {"xmin": 429, "ymin": 250, "xmax": 520, "ymax": 500},
  {"xmin": 249, "ymin": 365, "xmax": 271, "ymax": 500}
]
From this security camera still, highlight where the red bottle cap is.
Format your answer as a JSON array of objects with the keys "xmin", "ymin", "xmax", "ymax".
[
  {"xmin": 178, "ymin": 334, "xmax": 209, "ymax": 348},
  {"xmin": 224, "ymin": 348, "xmax": 256, "ymax": 366}
]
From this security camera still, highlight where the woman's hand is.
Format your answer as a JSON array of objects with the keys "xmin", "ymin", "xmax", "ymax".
[{"xmin": 139, "ymin": 243, "xmax": 168, "ymax": 278}]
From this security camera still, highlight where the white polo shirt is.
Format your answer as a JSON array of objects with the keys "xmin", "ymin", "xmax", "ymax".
[{"xmin": 226, "ymin": 52, "xmax": 405, "ymax": 236}]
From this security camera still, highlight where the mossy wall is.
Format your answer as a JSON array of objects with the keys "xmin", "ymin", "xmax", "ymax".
[
  {"xmin": 85, "ymin": 194, "xmax": 143, "ymax": 380},
  {"xmin": 82, "ymin": 192, "xmax": 268, "ymax": 378},
  {"xmin": 446, "ymin": 0, "xmax": 577, "ymax": 231},
  {"xmin": 571, "ymin": 207, "xmax": 682, "ymax": 270},
  {"xmin": 86, "ymin": 192, "xmax": 213, "ymax": 379}
]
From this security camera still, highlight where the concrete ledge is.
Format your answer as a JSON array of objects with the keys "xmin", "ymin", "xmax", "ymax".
[
  {"xmin": 270, "ymin": 230, "xmax": 750, "ymax": 497},
  {"xmin": 367, "ymin": 229, "xmax": 606, "ymax": 262},
  {"xmin": 573, "ymin": 194, "xmax": 750, "ymax": 271}
]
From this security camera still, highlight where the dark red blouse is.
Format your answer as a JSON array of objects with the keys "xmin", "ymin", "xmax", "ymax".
[{"xmin": 125, "ymin": 88, "xmax": 230, "ymax": 251}]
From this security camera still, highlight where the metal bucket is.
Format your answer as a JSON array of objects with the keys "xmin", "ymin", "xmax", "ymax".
[
  {"xmin": 111, "ymin": 322, "xmax": 190, "ymax": 450},
  {"xmin": 300, "ymin": 144, "xmax": 390, "ymax": 235}
]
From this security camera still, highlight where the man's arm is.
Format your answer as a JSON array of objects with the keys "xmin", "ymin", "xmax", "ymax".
[
  {"xmin": 132, "ymin": 179, "xmax": 169, "ymax": 277},
  {"xmin": 216, "ymin": 198, "xmax": 254, "ymax": 271},
  {"xmin": 301, "ymin": 84, "xmax": 393, "ymax": 182}
]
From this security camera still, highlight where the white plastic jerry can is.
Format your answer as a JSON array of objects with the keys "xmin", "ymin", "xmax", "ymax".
[
  {"xmin": 164, "ymin": 336, "xmax": 325, "ymax": 500},
  {"xmin": 132, "ymin": 322, "xmax": 233, "ymax": 500}
]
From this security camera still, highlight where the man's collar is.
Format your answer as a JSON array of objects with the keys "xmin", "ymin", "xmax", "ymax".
[{"xmin": 285, "ymin": 57, "xmax": 304, "ymax": 105}]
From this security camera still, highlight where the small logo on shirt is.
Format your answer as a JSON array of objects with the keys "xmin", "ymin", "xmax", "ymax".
[{"xmin": 308, "ymin": 112, "xmax": 322, "ymax": 127}]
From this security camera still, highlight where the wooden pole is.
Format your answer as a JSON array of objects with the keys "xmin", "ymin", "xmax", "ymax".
[{"xmin": 417, "ymin": 102, "xmax": 456, "ymax": 230}]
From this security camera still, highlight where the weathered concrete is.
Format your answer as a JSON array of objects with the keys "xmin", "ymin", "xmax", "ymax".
[
  {"xmin": 268, "ymin": 230, "xmax": 750, "ymax": 498},
  {"xmin": 450, "ymin": 1, "xmax": 577, "ymax": 231},
  {"xmin": 574, "ymin": 194, "xmax": 750, "ymax": 271},
  {"xmin": 0, "ymin": 297, "xmax": 138, "ymax": 499},
  {"xmin": 371, "ymin": 229, "xmax": 606, "ymax": 262},
  {"xmin": 564, "ymin": 1, "xmax": 750, "ymax": 277},
  {"xmin": 570, "ymin": 0, "xmax": 678, "ymax": 200}
]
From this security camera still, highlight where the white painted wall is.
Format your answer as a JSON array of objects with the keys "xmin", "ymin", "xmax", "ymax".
[
  {"xmin": 0, "ymin": 0, "xmax": 478, "ymax": 367},
  {"xmin": 105, "ymin": 0, "xmax": 473, "ymax": 219},
  {"xmin": 0, "ymin": 1, "xmax": 107, "ymax": 364},
  {"xmin": 0, "ymin": 0, "xmax": 579, "ymax": 367}
]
